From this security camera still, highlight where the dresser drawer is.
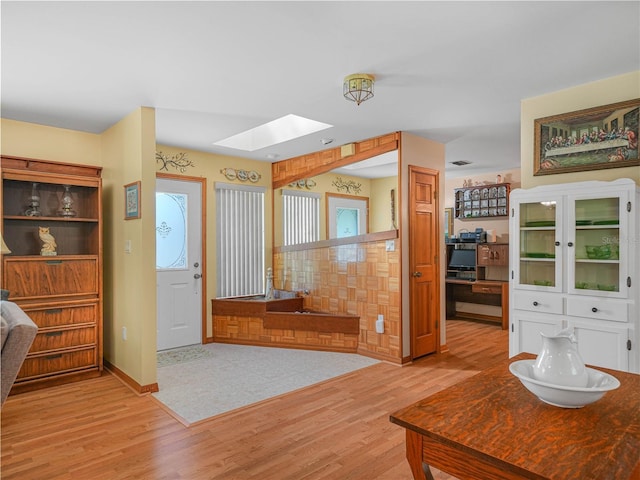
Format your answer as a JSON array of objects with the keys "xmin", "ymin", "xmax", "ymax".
[
  {"xmin": 30, "ymin": 326, "xmax": 96, "ymax": 354},
  {"xmin": 3, "ymin": 257, "xmax": 98, "ymax": 300},
  {"xmin": 513, "ymin": 291, "xmax": 563, "ymax": 314},
  {"xmin": 17, "ymin": 348, "xmax": 97, "ymax": 380},
  {"xmin": 566, "ymin": 297, "xmax": 628, "ymax": 323},
  {"xmin": 20, "ymin": 302, "xmax": 98, "ymax": 328}
]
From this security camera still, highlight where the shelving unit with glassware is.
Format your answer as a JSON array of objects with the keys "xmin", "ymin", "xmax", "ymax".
[
  {"xmin": 454, "ymin": 183, "xmax": 510, "ymax": 219},
  {"xmin": 509, "ymin": 178, "xmax": 639, "ymax": 373},
  {"xmin": 1, "ymin": 155, "xmax": 103, "ymax": 394}
]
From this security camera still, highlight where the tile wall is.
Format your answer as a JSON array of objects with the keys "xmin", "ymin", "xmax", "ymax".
[{"xmin": 274, "ymin": 239, "xmax": 402, "ymax": 363}]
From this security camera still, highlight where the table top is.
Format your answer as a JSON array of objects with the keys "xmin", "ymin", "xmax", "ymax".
[{"xmin": 390, "ymin": 354, "xmax": 640, "ymax": 480}]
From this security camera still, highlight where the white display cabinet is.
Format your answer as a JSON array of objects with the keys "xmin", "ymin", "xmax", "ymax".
[{"xmin": 509, "ymin": 178, "xmax": 639, "ymax": 373}]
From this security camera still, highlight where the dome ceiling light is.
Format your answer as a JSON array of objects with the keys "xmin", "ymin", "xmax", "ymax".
[{"xmin": 343, "ymin": 73, "xmax": 375, "ymax": 106}]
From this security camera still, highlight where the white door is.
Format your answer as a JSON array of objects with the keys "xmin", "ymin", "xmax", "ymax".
[{"xmin": 156, "ymin": 177, "xmax": 203, "ymax": 351}]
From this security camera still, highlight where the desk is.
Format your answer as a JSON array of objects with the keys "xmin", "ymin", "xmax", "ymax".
[
  {"xmin": 446, "ymin": 278, "xmax": 509, "ymax": 329},
  {"xmin": 390, "ymin": 353, "xmax": 640, "ymax": 480}
]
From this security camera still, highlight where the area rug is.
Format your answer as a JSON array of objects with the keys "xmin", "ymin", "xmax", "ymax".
[
  {"xmin": 157, "ymin": 344, "xmax": 213, "ymax": 368},
  {"xmin": 152, "ymin": 343, "xmax": 380, "ymax": 425}
]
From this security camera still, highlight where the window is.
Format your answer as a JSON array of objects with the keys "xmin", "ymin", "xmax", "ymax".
[
  {"xmin": 215, "ymin": 182, "xmax": 265, "ymax": 298},
  {"xmin": 282, "ymin": 189, "xmax": 321, "ymax": 246},
  {"xmin": 326, "ymin": 194, "xmax": 368, "ymax": 239},
  {"xmin": 156, "ymin": 191, "xmax": 187, "ymax": 269}
]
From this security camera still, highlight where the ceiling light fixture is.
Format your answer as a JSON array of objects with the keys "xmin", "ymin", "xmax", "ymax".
[{"xmin": 343, "ymin": 73, "xmax": 375, "ymax": 106}]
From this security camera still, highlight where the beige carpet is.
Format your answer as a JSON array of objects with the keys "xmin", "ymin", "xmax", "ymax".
[{"xmin": 153, "ymin": 343, "xmax": 380, "ymax": 425}]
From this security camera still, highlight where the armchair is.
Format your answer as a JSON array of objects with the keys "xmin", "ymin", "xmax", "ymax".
[{"xmin": 1, "ymin": 301, "xmax": 38, "ymax": 406}]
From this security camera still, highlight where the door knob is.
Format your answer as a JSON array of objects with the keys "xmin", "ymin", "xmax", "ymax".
[
  {"xmin": 413, "ymin": 272, "xmax": 422, "ymax": 278},
  {"xmin": 194, "ymin": 273, "xmax": 202, "ymax": 279}
]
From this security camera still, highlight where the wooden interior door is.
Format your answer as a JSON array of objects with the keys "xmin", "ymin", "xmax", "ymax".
[{"xmin": 409, "ymin": 166, "xmax": 439, "ymax": 359}]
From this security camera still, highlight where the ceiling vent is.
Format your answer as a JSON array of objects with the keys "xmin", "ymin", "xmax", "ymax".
[{"xmin": 451, "ymin": 160, "xmax": 471, "ymax": 166}]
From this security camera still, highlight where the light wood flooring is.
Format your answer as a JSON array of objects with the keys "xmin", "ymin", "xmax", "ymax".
[{"xmin": 1, "ymin": 320, "xmax": 508, "ymax": 480}]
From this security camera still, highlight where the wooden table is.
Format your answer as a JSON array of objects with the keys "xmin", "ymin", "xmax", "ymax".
[{"xmin": 390, "ymin": 354, "xmax": 640, "ymax": 480}]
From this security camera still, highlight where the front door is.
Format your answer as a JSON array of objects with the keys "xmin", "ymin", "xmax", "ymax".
[
  {"xmin": 156, "ymin": 175, "xmax": 205, "ymax": 351},
  {"xmin": 409, "ymin": 166, "xmax": 439, "ymax": 359}
]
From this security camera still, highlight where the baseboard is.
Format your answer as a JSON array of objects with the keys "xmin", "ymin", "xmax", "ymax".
[
  {"xmin": 103, "ymin": 360, "xmax": 159, "ymax": 395},
  {"xmin": 356, "ymin": 347, "xmax": 403, "ymax": 364}
]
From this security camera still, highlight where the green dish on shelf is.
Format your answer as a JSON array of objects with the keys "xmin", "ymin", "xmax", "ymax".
[
  {"xmin": 597, "ymin": 284, "xmax": 617, "ymax": 291},
  {"xmin": 575, "ymin": 282, "xmax": 594, "ymax": 290},
  {"xmin": 524, "ymin": 221, "xmax": 555, "ymax": 227},
  {"xmin": 575, "ymin": 220, "xmax": 592, "ymax": 226},
  {"xmin": 524, "ymin": 252, "xmax": 555, "ymax": 258},
  {"xmin": 585, "ymin": 245, "xmax": 613, "ymax": 259},
  {"xmin": 592, "ymin": 220, "xmax": 618, "ymax": 225},
  {"xmin": 533, "ymin": 280, "xmax": 553, "ymax": 286}
]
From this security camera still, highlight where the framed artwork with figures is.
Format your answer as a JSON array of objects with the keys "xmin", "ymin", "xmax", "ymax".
[{"xmin": 534, "ymin": 98, "xmax": 639, "ymax": 176}]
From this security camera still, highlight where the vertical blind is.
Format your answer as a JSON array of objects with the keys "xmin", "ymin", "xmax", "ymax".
[
  {"xmin": 282, "ymin": 189, "xmax": 321, "ymax": 246},
  {"xmin": 215, "ymin": 182, "xmax": 265, "ymax": 298}
]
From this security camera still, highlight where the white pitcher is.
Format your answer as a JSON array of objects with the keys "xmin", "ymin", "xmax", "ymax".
[{"xmin": 531, "ymin": 328, "xmax": 589, "ymax": 387}]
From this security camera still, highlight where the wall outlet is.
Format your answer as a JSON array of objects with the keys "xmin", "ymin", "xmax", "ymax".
[
  {"xmin": 122, "ymin": 326, "xmax": 127, "ymax": 341},
  {"xmin": 385, "ymin": 240, "xmax": 395, "ymax": 252},
  {"xmin": 375, "ymin": 315, "xmax": 384, "ymax": 333}
]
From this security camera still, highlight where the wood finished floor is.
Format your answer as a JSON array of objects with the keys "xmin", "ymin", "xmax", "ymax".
[{"xmin": 1, "ymin": 320, "xmax": 508, "ymax": 480}]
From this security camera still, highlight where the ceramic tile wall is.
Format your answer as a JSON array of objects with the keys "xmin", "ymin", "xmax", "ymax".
[{"xmin": 274, "ymin": 240, "xmax": 402, "ymax": 362}]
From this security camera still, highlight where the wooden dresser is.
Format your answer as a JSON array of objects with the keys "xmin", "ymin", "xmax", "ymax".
[{"xmin": 1, "ymin": 156, "xmax": 103, "ymax": 394}]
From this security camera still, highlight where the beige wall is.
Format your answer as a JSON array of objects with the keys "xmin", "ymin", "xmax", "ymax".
[
  {"xmin": 154, "ymin": 144, "xmax": 273, "ymax": 338},
  {"xmin": 370, "ymin": 176, "xmax": 399, "ymax": 233},
  {"xmin": 444, "ymin": 167, "xmax": 521, "ymax": 244},
  {"xmin": 102, "ymin": 107, "xmax": 157, "ymax": 387},
  {"xmin": 399, "ymin": 132, "xmax": 446, "ymax": 356},
  {"xmin": 521, "ymin": 71, "xmax": 640, "ymax": 189},
  {"xmin": 1, "ymin": 118, "xmax": 101, "ymax": 164}
]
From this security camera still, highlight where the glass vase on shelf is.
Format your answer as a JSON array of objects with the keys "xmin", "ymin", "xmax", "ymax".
[
  {"xmin": 58, "ymin": 185, "xmax": 77, "ymax": 217},
  {"xmin": 24, "ymin": 182, "xmax": 41, "ymax": 217}
]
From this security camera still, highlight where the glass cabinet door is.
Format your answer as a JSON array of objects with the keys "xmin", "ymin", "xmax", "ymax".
[
  {"xmin": 568, "ymin": 193, "xmax": 626, "ymax": 298},
  {"xmin": 514, "ymin": 195, "xmax": 563, "ymax": 291}
]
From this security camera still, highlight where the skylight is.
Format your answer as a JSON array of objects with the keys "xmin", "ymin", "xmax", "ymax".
[{"xmin": 213, "ymin": 114, "xmax": 333, "ymax": 151}]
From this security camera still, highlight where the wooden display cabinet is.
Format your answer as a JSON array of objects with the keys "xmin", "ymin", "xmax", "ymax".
[
  {"xmin": 1, "ymin": 155, "xmax": 103, "ymax": 393},
  {"xmin": 454, "ymin": 183, "xmax": 510, "ymax": 219}
]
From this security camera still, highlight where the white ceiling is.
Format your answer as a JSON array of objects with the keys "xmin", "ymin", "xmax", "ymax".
[{"xmin": 2, "ymin": 1, "xmax": 639, "ymax": 178}]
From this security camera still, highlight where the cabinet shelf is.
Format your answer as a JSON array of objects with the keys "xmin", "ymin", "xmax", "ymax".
[
  {"xmin": 4, "ymin": 215, "xmax": 99, "ymax": 223},
  {"xmin": 1, "ymin": 155, "xmax": 103, "ymax": 394},
  {"xmin": 454, "ymin": 183, "xmax": 510, "ymax": 219}
]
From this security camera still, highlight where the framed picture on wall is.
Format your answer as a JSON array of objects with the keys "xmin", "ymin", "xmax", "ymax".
[
  {"xmin": 533, "ymin": 98, "xmax": 639, "ymax": 176},
  {"xmin": 124, "ymin": 181, "xmax": 141, "ymax": 220}
]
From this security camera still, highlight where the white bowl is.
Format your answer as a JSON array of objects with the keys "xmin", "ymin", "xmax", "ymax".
[{"xmin": 509, "ymin": 360, "xmax": 620, "ymax": 408}]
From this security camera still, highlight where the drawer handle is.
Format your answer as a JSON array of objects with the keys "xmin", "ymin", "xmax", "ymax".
[
  {"xmin": 533, "ymin": 301, "xmax": 539, "ymax": 307},
  {"xmin": 45, "ymin": 331, "xmax": 63, "ymax": 337},
  {"xmin": 45, "ymin": 354, "xmax": 62, "ymax": 360},
  {"xmin": 592, "ymin": 307, "xmax": 598, "ymax": 313},
  {"xmin": 45, "ymin": 308, "xmax": 63, "ymax": 314},
  {"xmin": 46, "ymin": 260, "xmax": 63, "ymax": 265}
]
